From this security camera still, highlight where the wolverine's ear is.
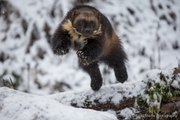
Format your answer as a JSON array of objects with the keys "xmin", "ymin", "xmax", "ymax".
[{"xmin": 66, "ymin": 9, "xmax": 78, "ymax": 22}]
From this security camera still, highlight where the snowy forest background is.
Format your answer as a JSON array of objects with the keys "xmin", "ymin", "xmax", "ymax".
[
  {"xmin": 0, "ymin": 0, "xmax": 179, "ymax": 94},
  {"xmin": 0, "ymin": 0, "xmax": 180, "ymax": 119}
]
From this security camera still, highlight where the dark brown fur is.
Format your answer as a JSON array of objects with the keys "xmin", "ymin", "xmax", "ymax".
[{"xmin": 51, "ymin": 5, "xmax": 128, "ymax": 91}]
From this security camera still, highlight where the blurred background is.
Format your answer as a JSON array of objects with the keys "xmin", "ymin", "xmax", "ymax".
[{"xmin": 0, "ymin": 0, "xmax": 179, "ymax": 95}]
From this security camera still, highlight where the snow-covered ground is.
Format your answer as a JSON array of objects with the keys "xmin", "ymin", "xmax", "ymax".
[
  {"xmin": 0, "ymin": 68, "xmax": 179, "ymax": 119},
  {"xmin": 0, "ymin": 87, "xmax": 117, "ymax": 120},
  {"xmin": 0, "ymin": 0, "xmax": 180, "ymax": 94}
]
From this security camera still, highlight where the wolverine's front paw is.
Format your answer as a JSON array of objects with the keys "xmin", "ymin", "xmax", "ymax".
[
  {"xmin": 54, "ymin": 47, "xmax": 69, "ymax": 55},
  {"xmin": 77, "ymin": 50, "xmax": 91, "ymax": 66}
]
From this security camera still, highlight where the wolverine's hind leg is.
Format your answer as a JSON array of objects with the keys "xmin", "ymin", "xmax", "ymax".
[
  {"xmin": 113, "ymin": 61, "xmax": 128, "ymax": 83},
  {"xmin": 107, "ymin": 60, "xmax": 128, "ymax": 83},
  {"xmin": 103, "ymin": 50, "xmax": 128, "ymax": 83}
]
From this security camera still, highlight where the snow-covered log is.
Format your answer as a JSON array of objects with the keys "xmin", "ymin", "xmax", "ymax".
[
  {"xmin": 50, "ymin": 68, "xmax": 179, "ymax": 107},
  {"xmin": 50, "ymin": 80, "xmax": 145, "ymax": 111},
  {"xmin": 49, "ymin": 68, "xmax": 180, "ymax": 119}
]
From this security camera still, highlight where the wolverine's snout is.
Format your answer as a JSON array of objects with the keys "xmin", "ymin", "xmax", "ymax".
[{"xmin": 84, "ymin": 27, "xmax": 93, "ymax": 36}]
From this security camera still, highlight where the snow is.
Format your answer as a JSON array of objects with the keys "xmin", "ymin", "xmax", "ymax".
[
  {"xmin": 0, "ymin": 87, "xmax": 117, "ymax": 120},
  {"xmin": 0, "ymin": 0, "xmax": 180, "ymax": 119},
  {"xmin": 142, "ymin": 68, "xmax": 180, "ymax": 90},
  {"xmin": 0, "ymin": 68, "xmax": 179, "ymax": 119},
  {"xmin": 50, "ymin": 79, "xmax": 146, "ymax": 107},
  {"xmin": 49, "ymin": 68, "xmax": 179, "ymax": 106},
  {"xmin": 0, "ymin": 0, "xmax": 180, "ymax": 94},
  {"xmin": 119, "ymin": 108, "xmax": 137, "ymax": 120}
]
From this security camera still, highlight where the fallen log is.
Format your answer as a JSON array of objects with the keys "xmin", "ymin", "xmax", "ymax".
[{"xmin": 50, "ymin": 68, "xmax": 180, "ymax": 119}]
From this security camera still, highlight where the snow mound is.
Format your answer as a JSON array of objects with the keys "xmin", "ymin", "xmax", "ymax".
[{"xmin": 0, "ymin": 87, "xmax": 117, "ymax": 120}]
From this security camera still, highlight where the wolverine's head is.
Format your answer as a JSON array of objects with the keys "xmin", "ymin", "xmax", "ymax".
[
  {"xmin": 62, "ymin": 6, "xmax": 102, "ymax": 50},
  {"xmin": 72, "ymin": 11, "xmax": 101, "ymax": 37}
]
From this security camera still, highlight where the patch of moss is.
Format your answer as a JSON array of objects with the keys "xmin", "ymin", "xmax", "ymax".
[
  {"xmin": 0, "ymin": 71, "xmax": 22, "ymax": 89},
  {"xmin": 137, "ymin": 69, "xmax": 180, "ymax": 115}
]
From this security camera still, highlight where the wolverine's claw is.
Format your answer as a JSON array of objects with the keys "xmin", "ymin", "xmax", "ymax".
[
  {"xmin": 54, "ymin": 47, "xmax": 69, "ymax": 55},
  {"xmin": 77, "ymin": 50, "xmax": 90, "ymax": 66}
]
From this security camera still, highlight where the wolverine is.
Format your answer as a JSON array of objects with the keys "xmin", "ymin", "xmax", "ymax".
[{"xmin": 51, "ymin": 5, "xmax": 128, "ymax": 91}]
